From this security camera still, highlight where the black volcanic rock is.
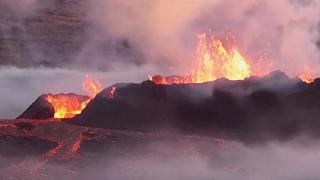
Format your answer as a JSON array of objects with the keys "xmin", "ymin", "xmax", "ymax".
[
  {"xmin": 74, "ymin": 82, "xmax": 176, "ymax": 131},
  {"xmin": 0, "ymin": 135, "xmax": 58, "ymax": 157},
  {"xmin": 17, "ymin": 93, "xmax": 89, "ymax": 119},
  {"xmin": 17, "ymin": 94, "xmax": 54, "ymax": 119},
  {"xmin": 248, "ymin": 89, "xmax": 282, "ymax": 109},
  {"xmin": 69, "ymin": 71, "xmax": 320, "ymax": 141},
  {"xmin": 17, "ymin": 71, "xmax": 320, "ymax": 141},
  {"xmin": 14, "ymin": 122, "xmax": 36, "ymax": 131}
]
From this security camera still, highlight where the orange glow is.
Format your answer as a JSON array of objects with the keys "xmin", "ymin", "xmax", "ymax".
[
  {"xmin": 192, "ymin": 33, "xmax": 252, "ymax": 82},
  {"xmin": 299, "ymin": 65, "xmax": 315, "ymax": 83},
  {"xmin": 149, "ymin": 75, "xmax": 192, "ymax": 85},
  {"xmin": 46, "ymin": 74, "xmax": 103, "ymax": 119},
  {"xmin": 150, "ymin": 33, "xmax": 271, "ymax": 85},
  {"xmin": 107, "ymin": 86, "xmax": 116, "ymax": 99},
  {"xmin": 82, "ymin": 74, "xmax": 103, "ymax": 98},
  {"xmin": 46, "ymin": 94, "xmax": 90, "ymax": 119}
]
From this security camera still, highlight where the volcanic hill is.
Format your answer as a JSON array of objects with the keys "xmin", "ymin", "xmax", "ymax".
[{"xmin": 18, "ymin": 71, "xmax": 320, "ymax": 142}]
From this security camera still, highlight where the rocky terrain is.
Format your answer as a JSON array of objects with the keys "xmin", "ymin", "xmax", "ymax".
[{"xmin": 0, "ymin": 119, "xmax": 233, "ymax": 180}]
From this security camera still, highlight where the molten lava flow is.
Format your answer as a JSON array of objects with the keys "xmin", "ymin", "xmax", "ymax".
[
  {"xmin": 46, "ymin": 94, "xmax": 90, "ymax": 119},
  {"xmin": 150, "ymin": 33, "xmax": 270, "ymax": 85},
  {"xmin": 46, "ymin": 74, "xmax": 103, "ymax": 119},
  {"xmin": 299, "ymin": 65, "xmax": 315, "ymax": 83},
  {"xmin": 149, "ymin": 75, "xmax": 192, "ymax": 85}
]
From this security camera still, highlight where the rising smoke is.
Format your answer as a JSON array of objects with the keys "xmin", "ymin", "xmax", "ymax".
[{"xmin": 0, "ymin": 0, "xmax": 319, "ymax": 73}]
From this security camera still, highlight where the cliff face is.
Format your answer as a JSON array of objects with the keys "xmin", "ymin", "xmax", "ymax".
[{"xmin": 0, "ymin": 0, "xmax": 88, "ymax": 68}]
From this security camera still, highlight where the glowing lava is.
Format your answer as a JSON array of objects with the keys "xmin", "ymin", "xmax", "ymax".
[
  {"xmin": 298, "ymin": 65, "xmax": 315, "ymax": 83},
  {"xmin": 82, "ymin": 74, "xmax": 103, "ymax": 98},
  {"xmin": 107, "ymin": 86, "xmax": 116, "ymax": 99},
  {"xmin": 150, "ymin": 33, "xmax": 270, "ymax": 85},
  {"xmin": 192, "ymin": 33, "xmax": 252, "ymax": 82},
  {"xmin": 46, "ymin": 94, "xmax": 90, "ymax": 119},
  {"xmin": 46, "ymin": 74, "xmax": 103, "ymax": 119}
]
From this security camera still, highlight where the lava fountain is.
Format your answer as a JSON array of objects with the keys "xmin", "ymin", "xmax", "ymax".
[
  {"xmin": 46, "ymin": 74, "xmax": 103, "ymax": 119},
  {"xmin": 150, "ymin": 33, "xmax": 262, "ymax": 85},
  {"xmin": 192, "ymin": 33, "xmax": 252, "ymax": 82},
  {"xmin": 44, "ymin": 33, "xmax": 316, "ymax": 118},
  {"xmin": 149, "ymin": 32, "xmax": 315, "ymax": 84}
]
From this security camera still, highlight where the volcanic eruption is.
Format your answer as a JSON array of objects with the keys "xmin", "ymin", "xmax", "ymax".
[
  {"xmin": 61, "ymin": 33, "xmax": 319, "ymax": 141},
  {"xmin": 149, "ymin": 32, "xmax": 314, "ymax": 85},
  {"xmin": 149, "ymin": 33, "xmax": 273, "ymax": 85},
  {"xmin": 2, "ymin": 0, "xmax": 320, "ymax": 179},
  {"xmin": 18, "ymin": 74, "xmax": 103, "ymax": 119},
  {"xmin": 19, "ymin": 32, "xmax": 316, "ymax": 122}
]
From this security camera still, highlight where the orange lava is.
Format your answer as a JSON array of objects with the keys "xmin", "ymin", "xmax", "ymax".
[
  {"xmin": 46, "ymin": 94, "xmax": 90, "ymax": 119},
  {"xmin": 82, "ymin": 74, "xmax": 103, "ymax": 98},
  {"xmin": 46, "ymin": 74, "xmax": 103, "ymax": 119},
  {"xmin": 107, "ymin": 86, "xmax": 116, "ymax": 99},
  {"xmin": 150, "ymin": 33, "xmax": 271, "ymax": 85},
  {"xmin": 298, "ymin": 65, "xmax": 315, "ymax": 83}
]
